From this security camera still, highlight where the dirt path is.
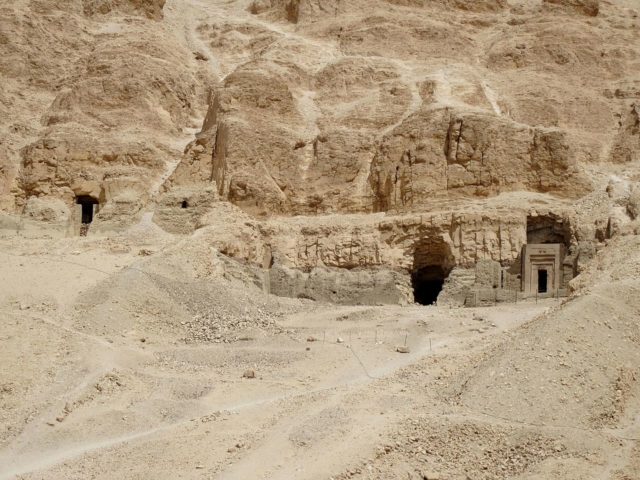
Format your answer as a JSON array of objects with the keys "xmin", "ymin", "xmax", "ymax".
[
  {"xmin": 0, "ymin": 286, "xmax": 554, "ymax": 480},
  {"xmin": 2, "ymin": 228, "xmax": 632, "ymax": 480}
]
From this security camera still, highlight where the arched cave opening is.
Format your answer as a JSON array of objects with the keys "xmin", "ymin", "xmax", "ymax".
[
  {"xmin": 181, "ymin": 200, "xmax": 188, "ymax": 209},
  {"xmin": 412, "ymin": 237, "xmax": 454, "ymax": 306},
  {"xmin": 76, "ymin": 195, "xmax": 99, "ymax": 224}
]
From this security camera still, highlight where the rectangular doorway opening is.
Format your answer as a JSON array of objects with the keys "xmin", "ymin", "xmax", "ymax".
[
  {"xmin": 538, "ymin": 269, "xmax": 548, "ymax": 294},
  {"xmin": 76, "ymin": 195, "xmax": 99, "ymax": 224},
  {"xmin": 75, "ymin": 195, "xmax": 99, "ymax": 236},
  {"xmin": 81, "ymin": 202, "xmax": 94, "ymax": 223}
]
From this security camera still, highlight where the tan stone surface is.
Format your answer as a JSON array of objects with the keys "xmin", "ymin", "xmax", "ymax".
[
  {"xmin": 2, "ymin": 0, "xmax": 640, "ymax": 479},
  {"xmin": 2, "ymin": 0, "xmax": 639, "ymax": 226}
]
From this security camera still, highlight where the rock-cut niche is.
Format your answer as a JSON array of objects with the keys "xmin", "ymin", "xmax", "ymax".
[
  {"xmin": 411, "ymin": 238, "xmax": 454, "ymax": 305},
  {"xmin": 526, "ymin": 214, "xmax": 570, "ymax": 245}
]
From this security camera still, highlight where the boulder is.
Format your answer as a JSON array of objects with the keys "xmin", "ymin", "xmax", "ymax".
[{"xmin": 543, "ymin": 0, "xmax": 599, "ymax": 16}]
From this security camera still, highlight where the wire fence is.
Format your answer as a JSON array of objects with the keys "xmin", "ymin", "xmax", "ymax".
[{"xmin": 4, "ymin": 246, "xmax": 638, "ymax": 445}]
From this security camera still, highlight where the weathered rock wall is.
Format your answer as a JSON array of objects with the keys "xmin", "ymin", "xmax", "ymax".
[
  {"xmin": 1, "ymin": 0, "xmax": 210, "ymax": 221},
  {"xmin": 543, "ymin": 0, "xmax": 599, "ymax": 17},
  {"xmin": 83, "ymin": 0, "xmax": 166, "ymax": 19},
  {"xmin": 153, "ymin": 186, "xmax": 218, "ymax": 234},
  {"xmin": 188, "ymin": 204, "xmax": 547, "ymax": 304},
  {"xmin": 176, "ymin": 84, "xmax": 592, "ymax": 219},
  {"xmin": 610, "ymin": 104, "xmax": 640, "ymax": 164},
  {"xmin": 369, "ymin": 108, "xmax": 590, "ymax": 213},
  {"xmin": 269, "ymin": 265, "xmax": 410, "ymax": 305},
  {"xmin": 3, "ymin": 0, "xmax": 640, "ymax": 310}
]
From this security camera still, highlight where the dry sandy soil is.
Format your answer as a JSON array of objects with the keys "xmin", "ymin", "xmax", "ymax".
[
  {"xmin": 0, "ymin": 223, "xmax": 639, "ymax": 480},
  {"xmin": 2, "ymin": 0, "xmax": 640, "ymax": 478}
]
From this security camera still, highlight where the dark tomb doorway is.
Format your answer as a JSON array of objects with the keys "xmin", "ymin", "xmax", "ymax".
[
  {"xmin": 76, "ymin": 196, "xmax": 98, "ymax": 223},
  {"xmin": 411, "ymin": 237, "xmax": 454, "ymax": 306},
  {"xmin": 538, "ymin": 269, "xmax": 548, "ymax": 294}
]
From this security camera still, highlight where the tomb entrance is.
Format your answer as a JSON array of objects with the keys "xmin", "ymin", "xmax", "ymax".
[{"xmin": 411, "ymin": 238, "xmax": 454, "ymax": 305}]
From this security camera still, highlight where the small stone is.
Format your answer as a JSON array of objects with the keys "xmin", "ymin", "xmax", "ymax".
[
  {"xmin": 195, "ymin": 465, "xmax": 204, "ymax": 469},
  {"xmin": 421, "ymin": 471, "xmax": 440, "ymax": 480},
  {"xmin": 55, "ymin": 416, "xmax": 64, "ymax": 423},
  {"xmin": 337, "ymin": 337, "xmax": 344, "ymax": 343},
  {"xmin": 140, "ymin": 338, "xmax": 146, "ymax": 343},
  {"xmin": 306, "ymin": 336, "xmax": 317, "ymax": 342},
  {"xmin": 396, "ymin": 346, "xmax": 410, "ymax": 354},
  {"xmin": 242, "ymin": 370, "xmax": 256, "ymax": 379}
]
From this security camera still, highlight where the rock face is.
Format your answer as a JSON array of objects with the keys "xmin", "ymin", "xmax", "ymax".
[
  {"xmin": 160, "ymin": 0, "xmax": 638, "ymax": 223},
  {"xmin": 610, "ymin": 104, "xmax": 640, "ymax": 164},
  {"xmin": 184, "ymin": 202, "xmax": 593, "ymax": 305},
  {"xmin": 2, "ymin": 0, "xmax": 640, "ymax": 303},
  {"xmin": 153, "ymin": 186, "xmax": 218, "ymax": 234},
  {"xmin": 543, "ymin": 0, "xmax": 600, "ymax": 17},
  {"xmin": 269, "ymin": 265, "xmax": 409, "ymax": 305},
  {"xmin": 83, "ymin": 0, "xmax": 167, "ymax": 19},
  {"xmin": 369, "ymin": 109, "xmax": 589, "ymax": 213},
  {"xmin": 1, "ymin": 0, "xmax": 210, "ymax": 229},
  {"xmin": 0, "ymin": 145, "xmax": 16, "ymax": 211}
]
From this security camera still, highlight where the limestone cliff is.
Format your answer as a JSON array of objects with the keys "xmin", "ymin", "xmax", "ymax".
[{"xmin": 2, "ymin": 0, "xmax": 640, "ymax": 303}]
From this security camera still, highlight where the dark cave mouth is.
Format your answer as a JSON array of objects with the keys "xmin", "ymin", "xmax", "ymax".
[{"xmin": 412, "ymin": 265, "xmax": 448, "ymax": 305}]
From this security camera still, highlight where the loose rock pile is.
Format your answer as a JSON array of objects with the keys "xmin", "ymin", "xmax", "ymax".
[
  {"xmin": 182, "ymin": 308, "xmax": 281, "ymax": 343},
  {"xmin": 341, "ymin": 418, "xmax": 574, "ymax": 479},
  {"xmin": 150, "ymin": 275, "xmax": 286, "ymax": 343}
]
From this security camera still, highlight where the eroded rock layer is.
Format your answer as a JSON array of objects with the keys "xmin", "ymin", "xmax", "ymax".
[{"xmin": 2, "ymin": 0, "xmax": 640, "ymax": 303}]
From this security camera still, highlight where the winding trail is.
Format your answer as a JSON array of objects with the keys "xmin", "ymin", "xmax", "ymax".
[{"xmin": 0, "ymin": 335, "xmax": 442, "ymax": 479}]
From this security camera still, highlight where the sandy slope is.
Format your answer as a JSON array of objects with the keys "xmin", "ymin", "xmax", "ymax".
[
  {"xmin": 1, "ymin": 0, "xmax": 640, "ymax": 478},
  {"xmin": 0, "ymin": 225, "xmax": 638, "ymax": 479}
]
